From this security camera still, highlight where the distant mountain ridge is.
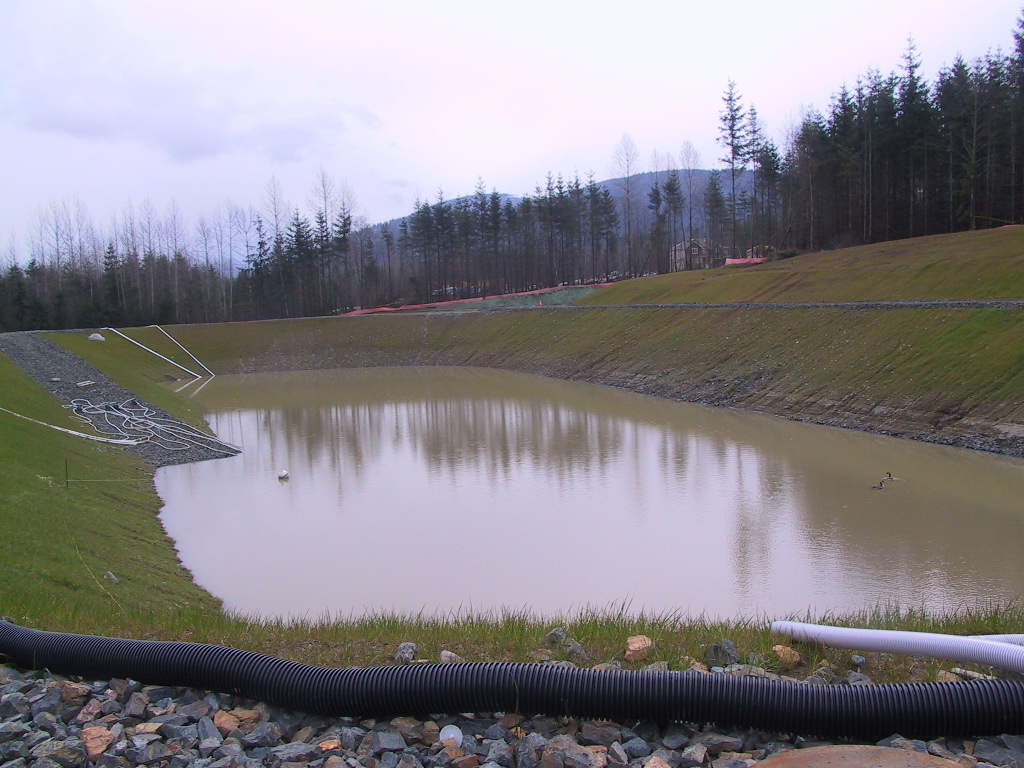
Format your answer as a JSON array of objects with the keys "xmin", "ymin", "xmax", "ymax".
[{"xmin": 372, "ymin": 168, "xmax": 753, "ymax": 237}]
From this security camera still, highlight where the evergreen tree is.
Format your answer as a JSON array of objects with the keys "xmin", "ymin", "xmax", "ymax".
[{"xmin": 718, "ymin": 80, "xmax": 749, "ymax": 257}]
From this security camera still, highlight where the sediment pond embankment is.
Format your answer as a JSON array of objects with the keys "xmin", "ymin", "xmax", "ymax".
[{"xmin": 152, "ymin": 302, "xmax": 1024, "ymax": 458}]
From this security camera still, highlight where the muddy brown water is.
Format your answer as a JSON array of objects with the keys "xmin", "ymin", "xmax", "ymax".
[{"xmin": 156, "ymin": 367, "xmax": 1024, "ymax": 621}]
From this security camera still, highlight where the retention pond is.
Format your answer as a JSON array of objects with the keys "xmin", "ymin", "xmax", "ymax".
[{"xmin": 156, "ymin": 367, "xmax": 1024, "ymax": 621}]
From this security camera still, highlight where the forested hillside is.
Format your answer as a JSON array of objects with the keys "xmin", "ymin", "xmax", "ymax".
[{"xmin": 2, "ymin": 15, "xmax": 1023, "ymax": 332}]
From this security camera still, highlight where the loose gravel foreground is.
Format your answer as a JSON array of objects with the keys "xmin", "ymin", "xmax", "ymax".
[{"xmin": 2, "ymin": 655, "xmax": 1023, "ymax": 768}]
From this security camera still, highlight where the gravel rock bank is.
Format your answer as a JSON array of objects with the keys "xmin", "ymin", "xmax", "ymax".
[
  {"xmin": 1, "ymin": 661, "xmax": 1020, "ymax": 768},
  {"xmin": 0, "ymin": 331, "xmax": 235, "ymax": 468}
]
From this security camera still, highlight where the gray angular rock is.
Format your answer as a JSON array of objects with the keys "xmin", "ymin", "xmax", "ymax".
[
  {"xmin": 212, "ymin": 740, "xmax": 245, "ymax": 759},
  {"xmin": 162, "ymin": 723, "xmax": 198, "ymax": 744},
  {"xmin": 877, "ymin": 735, "xmax": 928, "ymax": 753},
  {"xmin": 29, "ymin": 689, "xmax": 62, "ymax": 719},
  {"xmin": 30, "ymin": 712, "xmax": 61, "ymax": 737},
  {"xmin": 974, "ymin": 739, "xmax": 1023, "ymax": 768},
  {"xmin": 122, "ymin": 693, "xmax": 148, "ymax": 720},
  {"xmin": 486, "ymin": 739, "xmax": 514, "ymax": 768},
  {"xmin": 713, "ymin": 760, "xmax": 750, "ymax": 768},
  {"xmin": 240, "ymin": 721, "xmax": 284, "ymax": 748},
  {"xmin": 580, "ymin": 722, "xmax": 620, "ymax": 748},
  {"xmin": 515, "ymin": 734, "xmax": 541, "ymax": 768},
  {"xmin": 661, "ymin": 725, "xmax": 691, "ymax": 751},
  {"xmin": 484, "ymin": 724, "xmax": 511, "ymax": 741},
  {"xmin": 398, "ymin": 753, "xmax": 426, "ymax": 768},
  {"xmin": 692, "ymin": 732, "xmax": 743, "ymax": 756},
  {"xmin": 677, "ymin": 744, "xmax": 707, "ymax": 768},
  {"xmin": 561, "ymin": 639, "xmax": 589, "ymax": 663},
  {"xmin": 542, "ymin": 628, "xmax": 568, "ymax": 648},
  {"xmin": 130, "ymin": 741, "xmax": 176, "ymax": 766},
  {"xmin": 608, "ymin": 742, "xmax": 629, "ymax": 764},
  {"xmin": 844, "ymin": 671, "xmax": 873, "ymax": 685},
  {"xmin": 0, "ymin": 723, "xmax": 29, "ymax": 745},
  {"xmin": 271, "ymin": 740, "xmax": 325, "ymax": 761},
  {"xmin": 621, "ymin": 737, "xmax": 651, "ymax": 759},
  {"xmin": 0, "ymin": 694, "xmax": 30, "ymax": 720},
  {"xmin": 29, "ymin": 738, "xmax": 88, "ymax": 768},
  {"xmin": 392, "ymin": 717, "xmax": 426, "ymax": 744},
  {"xmin": 704, "ymin": 640, "xmax": 740, "ymax": 668},
  {"xmin": 176, "ymin": 700, "xmax": 213, "ymax": 721},
  {"xmin": 196, "ymin": 716, "xmax": 222, "ymax": 745},
  {"xmin": 372, "ymin": 731, "xmax": 408, "ymax": 755},
  {"xmin": 394, "ymin": 643, "xmax": 418, "ymax": 665}
]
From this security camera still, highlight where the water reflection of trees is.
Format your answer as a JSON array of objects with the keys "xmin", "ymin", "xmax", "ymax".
[
  {"xmin": 197, "ymin": 369, "xmax": 1024, "ymax": 615},
  {"xmin": 223, "ymin": 399, "xmax": 638, "ymax": 483}
]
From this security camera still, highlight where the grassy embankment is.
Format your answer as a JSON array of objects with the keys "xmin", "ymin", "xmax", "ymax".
[{"xmin": 3, "ymin": 227, "xmax": 1024, "ymax": 682}]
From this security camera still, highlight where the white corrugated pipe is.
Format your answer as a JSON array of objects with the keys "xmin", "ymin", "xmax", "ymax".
[{"xmin": 771, "ymin": 620, "xmax": 1024, "ymax": 673}]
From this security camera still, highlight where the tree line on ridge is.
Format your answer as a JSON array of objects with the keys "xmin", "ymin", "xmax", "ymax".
[{"xmin": 2, "ymin": 13, "xmax": 1023, "ymax": 331}]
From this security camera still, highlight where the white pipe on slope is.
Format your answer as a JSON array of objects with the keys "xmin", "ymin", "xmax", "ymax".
[{"xmin": 771, "ymin": 620, "xmax": 1024, "ymax": 674}]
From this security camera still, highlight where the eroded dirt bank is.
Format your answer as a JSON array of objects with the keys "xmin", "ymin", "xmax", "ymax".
[{"xmin": 169, "ymin": 305, "xmax": 1024, "ymax": 458}]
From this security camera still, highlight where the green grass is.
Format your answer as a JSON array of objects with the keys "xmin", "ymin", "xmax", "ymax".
[
  {"xmin": 0, "ymin": 354, "xmax": 222, "ymax": 628},
  {"xmin": 577, "ymin": 228, "xmax": 1024, "ymax": 305},
  {"xmin": 4, "ymin": 228, "xmax": 1024, "ymax": 683}
]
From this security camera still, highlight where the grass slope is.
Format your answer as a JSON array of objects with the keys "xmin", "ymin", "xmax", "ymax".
[
  {"xmin": 0, "ymin": 354, "xmax": 221, "ymax": 632},
  {"xmin": 578, "ymin": 228, "xmax": 1024, "ymax": 305}
]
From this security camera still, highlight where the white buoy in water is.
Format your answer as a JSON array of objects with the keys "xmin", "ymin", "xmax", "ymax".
[{"xmin": 278, "ymin": 469, "xmax": 289, "ymax": 480}]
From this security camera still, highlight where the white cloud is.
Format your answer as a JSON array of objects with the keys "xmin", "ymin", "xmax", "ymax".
[{"xmin": 1, "ymin": 0, "xmax": 1020, "ymax": 247}]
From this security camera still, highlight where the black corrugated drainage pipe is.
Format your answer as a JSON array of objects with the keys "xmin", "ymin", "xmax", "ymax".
[{"xmin": 3, "ymin": 619, "xmax": 1024, "ymax": 740}]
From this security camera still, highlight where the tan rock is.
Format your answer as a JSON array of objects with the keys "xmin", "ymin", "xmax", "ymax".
[
  {"xmin": 688, "ymin": 660, "xmax": 710, "ymax": 674},
  {"xmin": 772, "ymin": 644, "xmax": 801, "ymax": 668},
  {"xmin": 440, "ymin": 650, "xmax": 465, "ymax": 664},
  {"xmin": 936, "ymin": 670, "xmax": 960, "ymax": 683},
  {"xmin": 131, "ymin": 722, "xmax": 164, "ymax": 735},
  {"xmin": 74, "ymin": 698, "xmax": 104, "ymax": 726},
  {"xmin": 59, "ymin": 681, "xmax": 92, "ymax": 702},
  {"xmin": 585, "ymin": 745, "xmax": 609, "ymax": 768},
  {"xmin": 214, "ymin": 709, "xmax": 241, "ymax": 735},
  {"xmin": 319, "ymin": 739, "xmax": 342, "ymax": 752},
  {"xmin": 81, "ymin": 726, "xmax": 115, "ymax": 761},
  {"xmin": 391, "ymin": 716, "xmax": 424, "ymax": 743},
  {"xmin": 451, "ymin": 754, "xmax": 480, "ymax": 768},
  {"xmin": 625, "ymin": 635, "xmax": 654, "ymax": 663},
  {"xmin": 499, "ymin": 713, "xmax": 524, "ymax": 729},
  {"xmin": 230, "ymin": 707, "xmax": 261, "ymax": 723},
  {"xmin": 422, "ymin": 721, "xmax": 440, "ymax": 745},
  {"xmin": 645, "ymin": 756, "xmax": 673, "ymax": 768}
]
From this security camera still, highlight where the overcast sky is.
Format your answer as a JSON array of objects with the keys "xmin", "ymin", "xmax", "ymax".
[{"xmin": 1, "ymin": 0, "xmax": 1020, "ymax": 253}]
